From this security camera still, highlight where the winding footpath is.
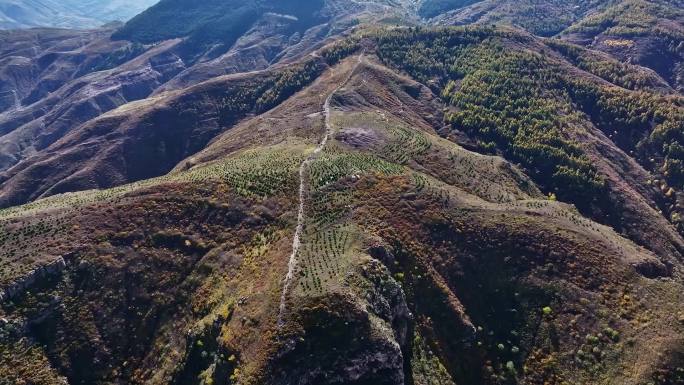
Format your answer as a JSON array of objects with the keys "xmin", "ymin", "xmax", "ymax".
[{"xmin": 277, "ymin": 54, "xmax": 364, "ymax": 327}]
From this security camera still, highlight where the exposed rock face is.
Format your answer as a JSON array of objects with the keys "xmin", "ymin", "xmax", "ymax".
[
  {"xmin": 268, "ymin": 260, "xmax": 413, "ymax": 385},
  {"xmin": 0, "ymin": 256, "xmax": 66, "ymax": 303}
]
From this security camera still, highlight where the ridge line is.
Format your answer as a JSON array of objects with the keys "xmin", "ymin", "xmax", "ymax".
[{"xmin": 277, "ymin": 53, "xmax": 364, "ymax": 327}]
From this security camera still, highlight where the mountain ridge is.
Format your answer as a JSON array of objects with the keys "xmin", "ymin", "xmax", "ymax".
[{"xmin": 1, "ymin": 1, "xmax": 684, "ymax": 384}]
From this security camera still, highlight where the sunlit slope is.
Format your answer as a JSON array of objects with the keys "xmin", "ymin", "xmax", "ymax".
[{"xmin": 1, "ymin": 42, "xmax": 684, "ymax": 384}]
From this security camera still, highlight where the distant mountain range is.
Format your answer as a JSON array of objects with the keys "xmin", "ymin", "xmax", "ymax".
[{"xmin": 0, "ymin": 0, "xmax": 159, "ymax": 30}]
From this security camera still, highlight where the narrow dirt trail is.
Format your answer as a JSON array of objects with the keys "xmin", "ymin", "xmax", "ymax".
[{"xmin": 277, "ymin": 54, "xmax": 364, "ymax": 327}]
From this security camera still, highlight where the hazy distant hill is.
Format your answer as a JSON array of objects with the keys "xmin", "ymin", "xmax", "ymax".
[{"xmin": 0, "ymin": 0, "xmax": 158, "ymax": 30}]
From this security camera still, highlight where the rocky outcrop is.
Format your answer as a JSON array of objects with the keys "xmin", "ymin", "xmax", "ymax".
[
  {"xmin": 0, "ymin": 256, "xmax": 66, "ymax": 303},
  {"xmin": 268, "ymin": 258, "xmax": 413, "ymax": 385}
]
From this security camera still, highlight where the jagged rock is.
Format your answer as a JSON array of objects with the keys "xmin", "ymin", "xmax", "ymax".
[{"xmin": 0, "ymin": 256, "xmax": 66, "ymax": 303}]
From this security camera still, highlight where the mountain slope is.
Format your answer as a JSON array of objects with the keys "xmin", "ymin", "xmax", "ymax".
[
  {"xmin": 2, "ymin": 28, "xmax": 684, "ymax": 384},
  {"xmin": 113, "ymin": 0, "xmax": 325, "ymax": 44},
  {"xmin": 0, "ymin": 0, "xmax": 390, "ymax": 193},
  {"xmin": 2, "ymin": 1, "xmax": 684, "ymax": 385},
  {"xmin": 429, "ymin": 0, "xmax": 684, "ymax": 91},
  {"xmin": 561, "ymin": 0, "xmax": 684, "ymax": 92},
  {"xmin": 0, "ymin": 0, "xmax": 159, "ymax": 30}
]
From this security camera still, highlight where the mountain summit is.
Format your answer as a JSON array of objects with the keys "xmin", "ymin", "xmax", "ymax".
[{"xmin": 0, "ymin": 1, "xmax": 684, "ymax": 384}]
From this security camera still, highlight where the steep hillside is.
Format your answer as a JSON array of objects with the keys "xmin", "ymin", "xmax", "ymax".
[
  {"xmin": 0, "ymin": 0, "xmax": 158, "ymax": 30},
  {"xmin": 113, "ymin": 0, "xmax": 325, "ymax": 44},
  {"xmin": 375, "ymin": 27, "xmax": 684, "ymax": 256},
  {"xmin": 561, "ymin": 0, "xmax": 684, "ymax": 92},
  {"xmin": 429, "ymin": 0, "xmax": 684, "ymax": 91},
  {"xmin": 0, "ymin": 49, "xmax": 347, "ymax": 207},
  {"xmin": 0, "ymin": 0, "xmax": 396, "ymax": 197},
  {"xmin": 2, "ymin": 27, "xmax": 684, "ymax": 385},
  {"xmin": 2, "ymin": 1, "xmax": 684, "ymax": 385},
  {"xmin": 426, "ymin": 0, "xmax": 608, "ymax": 36}
]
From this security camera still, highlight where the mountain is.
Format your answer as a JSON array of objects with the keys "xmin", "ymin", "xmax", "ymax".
[
  {"xmin": 0, "ymin": 0, "xmax": 396, "ymax": 206},
  {"xmin": 1, "ymin": 1, "xmax": 684, "ymax": 384},
  {"xmin": 0, "ymin": 0, "xmax": 159, "ymax": 30},
  {"xmin": 429, "ymin": 0, "xmax": 684, "ymax": 91}
]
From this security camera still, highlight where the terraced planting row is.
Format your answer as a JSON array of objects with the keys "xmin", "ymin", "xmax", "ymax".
[
  {"xmin": 508, "ymin": 199, "xmax": 608, "ymax": 234},
  {"xmin": 289, "ymin": 108, "xmax": 409, "ymax": 296},
  {"xmin": 308, "ymin": 187, "xmax": 355, "ymax": 229},
  {"xmin": 0, "ymin": 146, "xmax": 307, "ymax": 286},
  {"xmin": 295, "ymin": 225, "xmax": 359, "ymax": 295},
  {"xmin": 0, "ymin": 218, "xmax": 67, "ymax": 257},
  {"xmin": 291, "ymin": 109, "xmax": 455, "ymax": 297},
  {"xmin": 308, "ymin": 146, "xmax": 404, "ymax": 190},
  {"xmin": 444, "ymin": 152, "xmax": 526, "ymax": 202},
  {"xmin": 333, "ymin": 111, "xmax": 433, "ymax": 163},
  {"xmin": 0, "ymin": 146, "xmax": 307, "ymax": 222},
  {"xmin": 180, "ymin": 147, "xmax": 305, "ymax": 199},
  {"xmin": 381, "ymin": 125, "xmax": 432, "ymax": 165},
  {"xmin": 0, "ymin": 213, "xmax": 73, "ymax": 285},
  {"xmin": 405, "ymin": 172, "xmax": 637, "ymax": 268},
  {"xmin": 288, "ymin": 105, "xmax": 542, "ymax": 301},
  {"xmin": 410, "ymin": 172, "xmax": 461, "ymax": 209},
  {"xmin": 294, "ymin": 142, "xmax": 398, "ymax": 295}
]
